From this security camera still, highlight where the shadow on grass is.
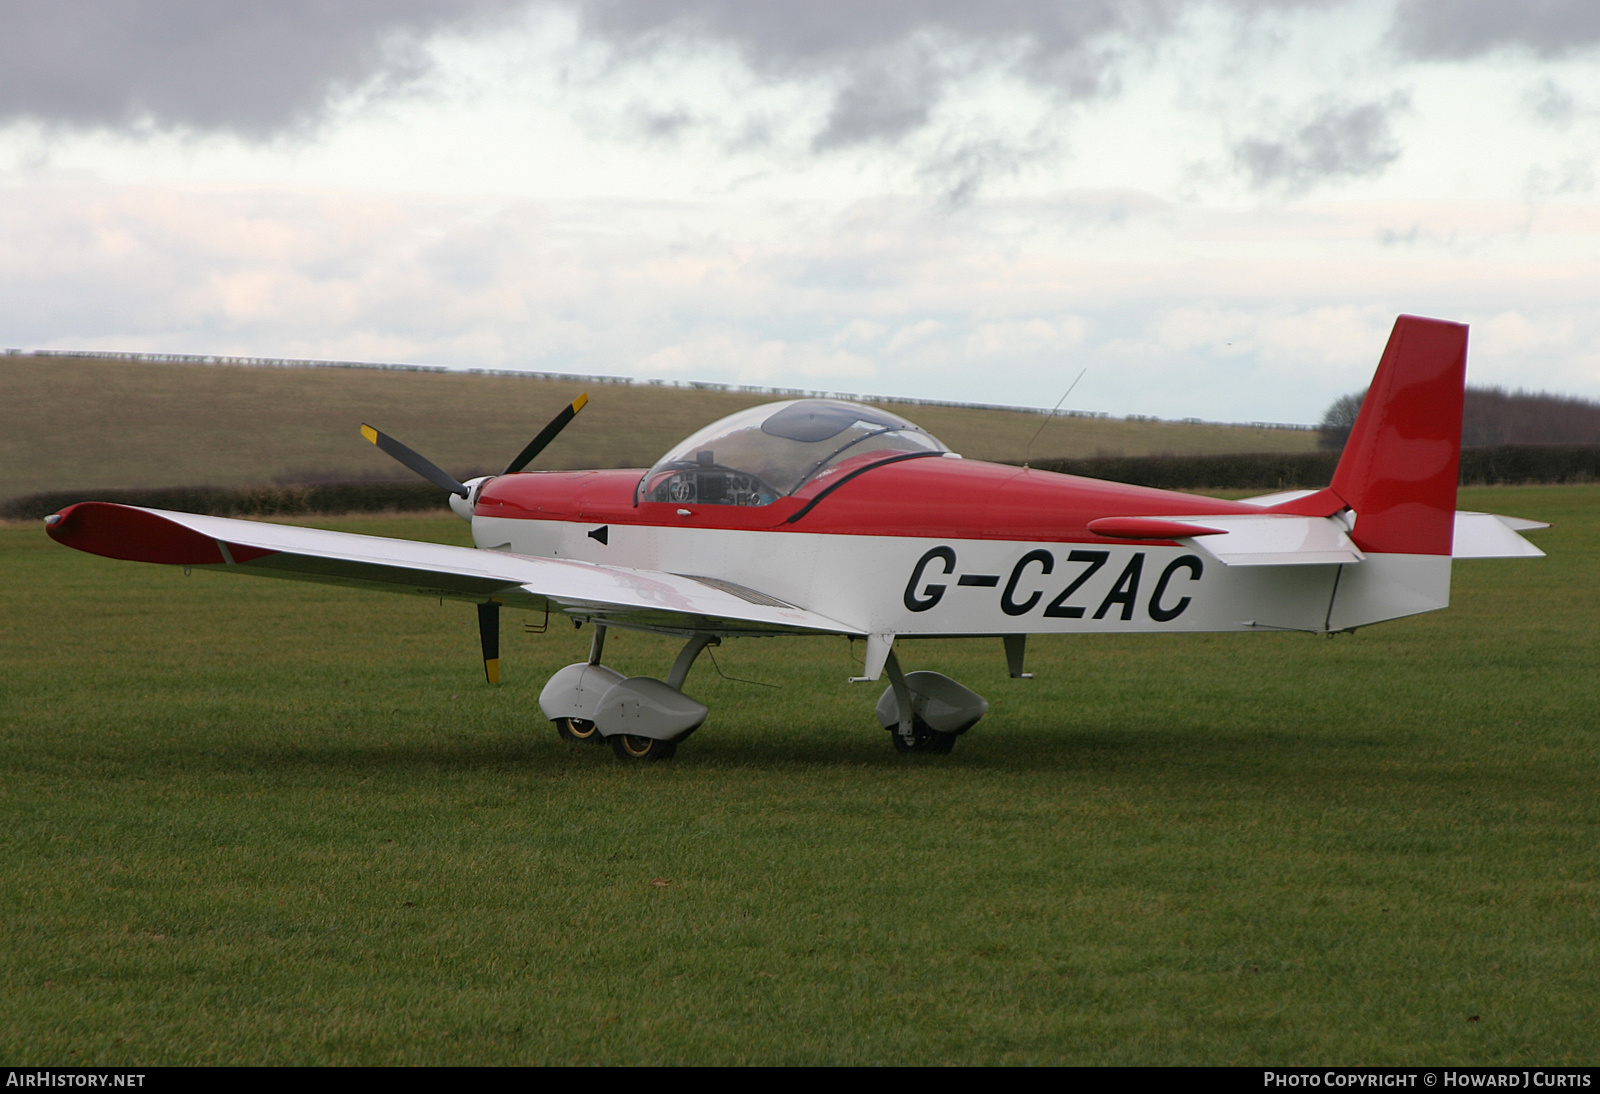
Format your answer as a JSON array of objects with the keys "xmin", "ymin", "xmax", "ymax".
[{"xmin": 125, "ymin": 718, "xmax": 1330, "ymax": 781}]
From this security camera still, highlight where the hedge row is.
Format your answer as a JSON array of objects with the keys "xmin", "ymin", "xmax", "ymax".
[
  {"xmin": 3, "ymin": 481, "xmax": 449, "ymax": 522},
  {"xmin": 6, "ymin": 444, "xmax": 1597, "ymax": 521},
  {"xmin": 1025, "ymin": 444, "xmax": 1600, "ymax": 491},
  {"xmin": 1459, "ymin": 445, "xmax": 1600, "ymax": 485}
]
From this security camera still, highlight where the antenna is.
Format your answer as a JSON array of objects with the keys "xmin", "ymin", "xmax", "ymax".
[{"xmin": 1022, "ymin": 368, "xmax": 1087, "ymax": 469}]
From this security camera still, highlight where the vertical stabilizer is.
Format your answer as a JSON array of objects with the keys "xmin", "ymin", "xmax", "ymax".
[{"xmin": 1329, "ymin": 315, "xmax": 1467, "ymax": 556}]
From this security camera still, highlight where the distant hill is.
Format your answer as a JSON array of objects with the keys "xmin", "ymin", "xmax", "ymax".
[
  {"xmin": 1319, "ymin": 386, "xmax": 1600, "ymax": 450},
  {"xmin": 1, "ymin": 351, "xmax": 1316, "ymax": 502}
]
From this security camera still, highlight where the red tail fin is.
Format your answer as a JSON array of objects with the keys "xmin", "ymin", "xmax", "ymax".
[{"xmin": 1329, "ymin": 315, "xmax": 1467, "ymax": 555}]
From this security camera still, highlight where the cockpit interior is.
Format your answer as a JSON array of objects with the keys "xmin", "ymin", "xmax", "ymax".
[{"xmin": 637, "ymin": 399, "xmax": 949, "ymax": 507}]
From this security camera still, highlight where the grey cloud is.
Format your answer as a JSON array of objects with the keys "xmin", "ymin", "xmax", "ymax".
[
  {"xmin": 578, "ymin": 1, "xmax": 1169, "ymax": 75},
  {"xmin": 920, "ymin": 135, "xmax": 1061, "ymax": 208},
  {"xmin": 1375, "ymin": 223, "xmax": 1464, "ymax": 250},
  {"xmin": 1528, "ymin": 158, "xmax": 1596, "ymax": 197},
  {"xmin": 573, "ymin": 1, "xmax": 1201, "ymax": 150},
  {"xmin": 1233, "ymin": 96, "xmax": 1409, "ymax": 195},
  {"xmin": 2, "ymin": 0, "xmax": 1487, "ymax": 205},
  {"xmin": 636, "ymin": 106, "xmax": 696, "ymax": 139},
  {"xmin": 814, "ymin": 63, "xmax": 940, "ymax": 150},
  {"xmin": 1, "ymin": 0, "xmax": 1198, "ymax": 144},
  {"xmin": 0, "ymin": 0, "xmax": 1382, "ymax": 161},
  {"xmin": 569, "ymin": 0, "xmax": 1331, "ymax": 199},
  {"xmin": 1392, "ymin": 0, "xmax": 1600, "ymax": 59},
  {"xmin": 1526, "ymin": 79, "xmax": 1578, "ymax": 127},
  {"xmin": 0, "ymin": 1, "xmax": 519, "ymax": 135}
]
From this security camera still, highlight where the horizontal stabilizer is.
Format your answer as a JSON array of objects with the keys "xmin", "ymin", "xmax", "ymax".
[
  {"xmin": 1453, "ymin": 512, "xmax": 1548, "ymax": 559},
  {"xmin": 1236, "ymin": 489, "xmax": 1319, "ymax": 508},
  {"xmin": 1158, "ymin": 513, "xmax": 1366, "ymax": 567}
]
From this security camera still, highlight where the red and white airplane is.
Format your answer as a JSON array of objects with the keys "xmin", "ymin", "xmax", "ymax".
[{"xmin": 46, "ymin": 315, "xmax": 1546, "ymax": 759}]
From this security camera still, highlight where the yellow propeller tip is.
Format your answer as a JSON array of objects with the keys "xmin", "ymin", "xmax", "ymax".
[
  {"xmin": 571, "ymin": 393, "xmax": 589, "ymax": 413},
  {"xmin": 360, "ymin": 424, "xmax": 379, "ymax": 445}
]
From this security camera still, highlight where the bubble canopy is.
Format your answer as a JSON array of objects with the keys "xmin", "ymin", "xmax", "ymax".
[{"xmin": 637, "ymin": 399, "xmax": 950, "ymax": 507}]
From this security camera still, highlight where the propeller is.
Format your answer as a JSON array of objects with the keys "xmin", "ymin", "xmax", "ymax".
[
  {"xmin": 502, "ymin": 393, "xmax": 589, "ymax": 475},
  {"xmin": 359, "ymin": 392, "xmax": 590, "ymax": 495},
  {"xmin": 359, "ymin": 424, "xmax": 470, "ymax": 498},
  {"xmin": 359, "ymin": 394, "xmax": 590, "ymax": 686}
]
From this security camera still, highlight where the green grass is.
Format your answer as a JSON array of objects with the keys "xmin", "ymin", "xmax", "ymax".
[
  {"xmin": 0, "ymin": 486, "xmax": 1596, "ymax": 1065},
  {"xmin": 1, "ymin": 354, "xmax": 1317, "ymax": 500}
]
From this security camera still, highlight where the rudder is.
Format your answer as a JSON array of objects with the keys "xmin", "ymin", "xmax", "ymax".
[{"xmin": 1328, "ymin": 315, "xmax": 1467, "ymax": 556}]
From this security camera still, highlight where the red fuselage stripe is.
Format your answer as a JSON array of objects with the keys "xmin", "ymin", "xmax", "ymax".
[{"xmin": 474, "ymin": 458, "xmax": 1269, "ymax": 545}]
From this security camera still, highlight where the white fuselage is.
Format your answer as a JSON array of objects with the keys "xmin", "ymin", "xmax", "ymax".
[{"xmin": 472, "ymin": 514, "xmax": 1451, "ymax": 637}]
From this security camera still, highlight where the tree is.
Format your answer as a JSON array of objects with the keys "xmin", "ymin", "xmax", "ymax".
[
  {"xmin": 1318, "ymin": 389, "xmax": 1366, "ymax": 451},
  {"xmin": 1317, "ymin": 385, "xmax": 1600, "ymax": 450},
  {"xmin": 1461, "ymin": 387, "xmax": 1600, "ymax": 446}
]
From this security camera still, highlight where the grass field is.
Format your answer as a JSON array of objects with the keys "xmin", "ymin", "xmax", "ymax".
[
  {"xmin": 0, "ymin": 354, "xmax": 1317, "ymax": 501},
  {"xmin": 1, "ymin": 485, "xmax": 1595, "ymax": 1065}
]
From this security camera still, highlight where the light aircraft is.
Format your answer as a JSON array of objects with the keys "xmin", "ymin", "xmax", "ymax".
[{"xmin": 46, "ymin": 315, "xmax": 1547, "ymax": 760}]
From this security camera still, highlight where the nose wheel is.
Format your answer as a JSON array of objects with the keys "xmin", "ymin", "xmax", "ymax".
[{"xmin": 541, "ymin": 631, "xmax": 711, "ymax": 761}]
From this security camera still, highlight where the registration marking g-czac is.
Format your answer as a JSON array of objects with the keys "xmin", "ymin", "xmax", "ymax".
[{"xmin": 904, "ymin": 545, "xmax": 1206, "ymax": 623}]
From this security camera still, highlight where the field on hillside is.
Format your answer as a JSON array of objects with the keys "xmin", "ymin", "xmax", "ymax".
[
  {"xmin": 0, "ymin": 354, "xmax": 1317, "ymax": 501},
  {"xmin": 1, "ymin": 485, "xmax": 1594, "ymax": 1065}
]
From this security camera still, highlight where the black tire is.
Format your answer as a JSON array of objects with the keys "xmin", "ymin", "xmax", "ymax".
[
  {"xmin": 554, "ymin": 717, "xmax": 604, "ymax": 743},
  {"xmin": 609, "ymin": 733, "xmax": 678, "ymax": 761},
  {"xmin": 887, "ymin": 715, "xmax": 958, "ymax": 754}
]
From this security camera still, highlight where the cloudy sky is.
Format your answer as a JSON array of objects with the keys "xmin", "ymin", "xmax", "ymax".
[{"xmin": 3, "ymin": 1, "xmax": 1598, "ymax": 423}]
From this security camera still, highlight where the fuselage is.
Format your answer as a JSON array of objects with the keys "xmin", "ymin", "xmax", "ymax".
[{"xmin": 469, "ymin": 457, "xmax": 1405, "ymax": 637}]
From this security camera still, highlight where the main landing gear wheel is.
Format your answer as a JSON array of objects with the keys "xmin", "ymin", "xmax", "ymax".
[
  {"xmin": 889, "ymin": 716, "xmax": 959, "ymax": 755},
  {"xmin": 554, "ymin": 717, "xmax": 604, "ymax": 744},
  {"xmin": 609, "ymin": 734, "xmax": 678, "ymax": 761}
]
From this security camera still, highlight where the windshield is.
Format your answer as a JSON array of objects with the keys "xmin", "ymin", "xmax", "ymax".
[{"xmin": 636, "ymin": 399, "xmax": 948, "ymax": 506}]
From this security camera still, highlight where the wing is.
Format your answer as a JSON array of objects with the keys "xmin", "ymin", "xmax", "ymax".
[{"xmin": 44, "ymin": 502, "xmax": 856, "ymax": 638}]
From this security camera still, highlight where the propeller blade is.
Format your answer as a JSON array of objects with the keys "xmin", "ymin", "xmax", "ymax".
[
  {"xmin": 477, "ymin": 601, "xmax": 500, "ymax": 685},
  {"xmin": 360, "ymin": 424, "xmax": 470, "ymax": 498},
  {"xmin": 502, "ymin": 393, "xmax": 589, "ymax": 475}
]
